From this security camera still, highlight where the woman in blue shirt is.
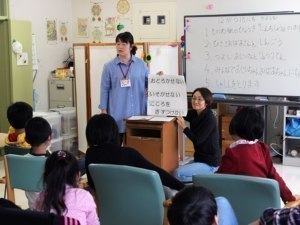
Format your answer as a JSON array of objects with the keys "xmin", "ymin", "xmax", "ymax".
[{"xmin": 100, "ymin": 32, "xmax": 148, "ymax": 144}]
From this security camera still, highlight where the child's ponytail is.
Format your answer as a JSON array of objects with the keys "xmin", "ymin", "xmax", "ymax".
[{"xmin": 41, "ymin": 150, "xmax": 79, "ymax": 214}]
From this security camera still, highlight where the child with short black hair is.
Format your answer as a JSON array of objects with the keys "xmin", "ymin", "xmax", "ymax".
[
  {"xmin": 168, "ymin": 185, "xmax": 238, "ymax": 225},
  {"xmin": 168, "ymin": 185, "xmax": 218, "ymax": 225},
  {"xmin": 33, "ymin": 150, "xmax": 99, "ymax": 225},
  {"xmin": 25, "ymin": 117, "xmax": 52, "ymax": 157},
  {"xmin": 217, "ymin": 106, "xmax": 299, "ymax": 204},
  {"xmin": 24, "ymin": 117, "xmax": 52, "ymax": 209},
  {"xmin": 5, "ymin": 101, "xmax": 33, "ymax": 148}
]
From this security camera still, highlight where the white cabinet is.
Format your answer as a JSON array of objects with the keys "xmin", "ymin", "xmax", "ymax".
[{"xmin": 283, "ymin": 106, "xmax": 300, "ymax": 166}]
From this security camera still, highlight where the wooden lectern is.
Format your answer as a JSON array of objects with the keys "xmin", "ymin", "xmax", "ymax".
[{"xmin": 124, "ymin": 118, "xmax": 178, "ymax": 173}]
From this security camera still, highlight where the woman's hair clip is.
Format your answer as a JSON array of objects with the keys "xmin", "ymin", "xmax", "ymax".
[{"xmin": 57, "ymin": 150, "xmax": 67, "ymax": 158}]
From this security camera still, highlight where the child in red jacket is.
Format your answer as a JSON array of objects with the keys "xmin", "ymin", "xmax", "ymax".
[{"xmin": 216, "ymin": 106, "xmax": 299, "ymax": 204}]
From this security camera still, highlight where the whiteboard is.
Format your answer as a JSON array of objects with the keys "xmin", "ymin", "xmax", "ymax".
[
  {"xmin": 89, "ymin": 45, "xmax": 116, "ymax": 117},
  {"xmin": 148, "ymin": 43, "xmax": 180, "ymax": 75},
  {"xmin": 89, "ymin": 44, "xmax": 145, "ymax": 116},
  {"xmin": 185, "ymin": 13, "xmax": 300, "ymax": 97}
]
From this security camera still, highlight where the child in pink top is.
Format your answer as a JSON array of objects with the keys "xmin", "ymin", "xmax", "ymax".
[{"xmin": 34, "ymin": 150, "xmax": 99, "ymax": 225}]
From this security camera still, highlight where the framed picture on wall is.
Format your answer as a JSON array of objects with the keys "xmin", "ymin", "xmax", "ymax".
[
  {"xmin": 46, "ymin": 19, "xmax": 58, "ymax": 44},
  {"xmin": 77, "ymin": 18, "xmax": 89, "ymax": 38}
]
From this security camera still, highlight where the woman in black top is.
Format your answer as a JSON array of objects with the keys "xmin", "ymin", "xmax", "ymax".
[
  {"xmin": 85, "ymin": 114, "xmax": 185, "ymax": 194},
  {"xmin": 174, "ymin": 87, "xmax": 221, "ymax": 182}
]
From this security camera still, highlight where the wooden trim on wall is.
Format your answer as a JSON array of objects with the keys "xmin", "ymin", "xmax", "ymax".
[
  {"xmin": 73, "ymin": 43, "xmax": 90, "ymax": 122},
  {"xmin": 85, "ymin": 44, "xmax": 91, "ymax": 120}
]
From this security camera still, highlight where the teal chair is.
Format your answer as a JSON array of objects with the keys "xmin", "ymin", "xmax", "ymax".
[
  {"xmin": 193, "ymin": 174, "xmax": 281, "ymax": 225},
  {"xmin": 89, "ymin": 164, "xmax": 165, "ymax": 225},
  {"xmin": 1, "ymin": 146, "xmax": 31, "ymax": 198},
  {"xmin": 4, "ymin": 154, "xmax": 46, "ymax": 203}
]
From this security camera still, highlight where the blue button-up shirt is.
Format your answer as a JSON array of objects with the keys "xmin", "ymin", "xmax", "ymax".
[{"xmin": 99, "ymin": 55, "xmax": 148, "ymax": 133}]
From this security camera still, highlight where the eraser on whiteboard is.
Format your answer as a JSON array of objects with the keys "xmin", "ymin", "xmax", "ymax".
[{"xmin": 213, "ymin": 94, "xmax": 226, "ymax": 99}]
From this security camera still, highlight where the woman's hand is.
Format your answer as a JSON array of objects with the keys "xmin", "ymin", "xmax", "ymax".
[
  {"xmin": 156, "ymin": 71, "xmax": 164, "ymax": 76},
  {"xmin": 176, "ymin": 116, "xmax": 187, "ymax": 129},
  {"xmin": 285, "ymin": 199, "xmax": 300, "ymax": 208}
]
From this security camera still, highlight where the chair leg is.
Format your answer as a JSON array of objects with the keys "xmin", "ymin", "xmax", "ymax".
[
  {"xmin": 4, "ymin": 156, "xmax": 15, "ymax": 203},
  {"xmin": 163, "ymin": 199, "xmax": 172, "ymax": 225},
  {"xmin": 0, "ymin": 177, "xmax": 6, "ymax": 198},
  {"xmin": 4, "ymin": 184, "xmax": 7, "ymax": 198}
]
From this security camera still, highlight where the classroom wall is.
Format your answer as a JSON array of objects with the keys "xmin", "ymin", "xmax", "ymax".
[
  {"xmin": 9, "ymin": 0, "xmax": 73, "ymax": 111},
  {"xmin": 72, "ymin": 0, "xmax": 176, "ymax": 43}
]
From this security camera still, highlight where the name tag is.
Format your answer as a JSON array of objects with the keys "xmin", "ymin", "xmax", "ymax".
[{"xmin": 120, "ymin": 79, "xmax": 131, "ymax": 87}]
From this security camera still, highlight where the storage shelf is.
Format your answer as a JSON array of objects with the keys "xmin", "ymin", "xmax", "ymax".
[
  {"xmin": 284, "ymin": 136, "xmax": 300, "ymax": 140},
  {"xmin": 283, "ymin": 155, "xmax": 300, "ymax": 167},
  {"xmin": 285, "ymin": 115, "xmax": 300, "ymax": 118},
  {"xmin": 283, "ymin": 105, "xmax": 300, "ymax": 167}
]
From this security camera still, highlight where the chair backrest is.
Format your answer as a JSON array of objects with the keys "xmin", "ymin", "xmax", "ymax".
[
  {"xmin": 89, "ymin": 164, "xmax": 165, "ymax": 225},
  {"xmin": 193, "ymin": 174, "xmax": 281, "ymax": 225},
  {"xmin": 0, "ymin": 207, "xmax": 81, "ymax": 225},
  {"xmin": 4, "ymin": 154, "xmax": 46, "ymax": 202},
  {"xmin": 4, "ymin": 145, "xmax": 31, "ymax": 155}
]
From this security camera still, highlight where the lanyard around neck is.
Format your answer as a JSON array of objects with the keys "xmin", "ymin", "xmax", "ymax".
[{"xmin": 119, "ymin": 62, "xmax": 132, "ymax": 79}]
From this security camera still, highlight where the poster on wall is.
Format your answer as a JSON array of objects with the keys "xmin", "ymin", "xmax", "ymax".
[
  {"xmin": 90, "ymin": 1, "xmax": 102, "ymax": 22},
  {"xmin": 46, "ymin": 19, "xmax": 57, "ymax": 44},
  {"xmin": 104, "ymin": 17, "xmax": 116, "ymax": 37},
  {"xmin": 91, "ymin": 26, "xmax": 102, "ymax": 43},
  {"xmin": 59, "ymin": 22, "xmax": 69, "ymax": 42},
  {"xmin": 77, "ymin": 18, "xmax": 89, "ymax": 38}
]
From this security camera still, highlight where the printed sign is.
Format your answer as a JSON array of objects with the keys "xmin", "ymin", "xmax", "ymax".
[{"xmin": 147, "ymin": 75, "xmax": 187, "ymax": 116}]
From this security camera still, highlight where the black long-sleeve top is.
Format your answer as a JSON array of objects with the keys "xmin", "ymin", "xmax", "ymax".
[
  {"xmin": 85, "ymin": 143, "xmax": 185, "ymax": 190},
  {"xmin": 183, "ymin": 108, "xmax": 221, "ymax": 167}
]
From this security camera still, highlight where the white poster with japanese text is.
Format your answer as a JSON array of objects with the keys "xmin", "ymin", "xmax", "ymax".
[{"xmin": 147, "ymin": 75, "xmax": 187, "ymax": 116}]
